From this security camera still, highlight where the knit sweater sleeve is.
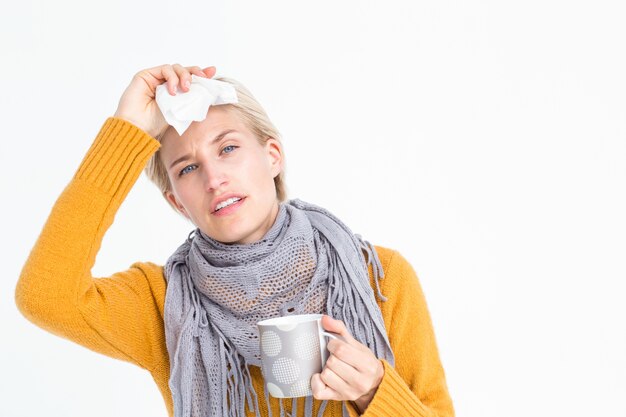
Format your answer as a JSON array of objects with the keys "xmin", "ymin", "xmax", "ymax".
[
  {"xmin": 346, "ymin": 249, "xmax": 455, "ymax": 417},
  {"xmin": 14, "ymin": 117, "xmax": 167, "ymax": 371}
]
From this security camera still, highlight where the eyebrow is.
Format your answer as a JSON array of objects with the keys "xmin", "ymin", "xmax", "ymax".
[{"xmin": 168, "ymin": 129, "xmax": 238, "ymax": 170}]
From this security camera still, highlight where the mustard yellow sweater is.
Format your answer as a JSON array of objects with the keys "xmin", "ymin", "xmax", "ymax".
[{"xmin": 15, "ymin": 117, "xmax": 455, "ymax": 417}]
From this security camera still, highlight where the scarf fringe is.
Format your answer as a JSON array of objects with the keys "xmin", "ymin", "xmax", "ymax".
[
  {"xmin": 356, "ymin": 234, "xmax": 388, "ymax": 302},
  {"xmin": 279, "ymin": 398, "xmax": 285, "ymax": 417},
  {"xmin": 305, "ymin": 395, "xmax": 313, "ymax": 416},
  {"xmin": 244, "ymin": 360, "xmax": 261, "ymax": 417},
  {"xmin": 264, "ymin": 382, "xmax": 273, "ymax": 417},
  {"xmin": 317, "ymin": 399, "xmax": 329, "ymax": 417}
]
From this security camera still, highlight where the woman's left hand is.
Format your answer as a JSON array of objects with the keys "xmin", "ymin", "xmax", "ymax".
[{"xmin": 311, "ymin": 315, "xmax": 385, "ymax": 413}]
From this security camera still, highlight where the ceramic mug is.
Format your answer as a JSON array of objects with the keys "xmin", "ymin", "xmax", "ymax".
[{"xmin": 257, "ymin": 314, "xmax": 341, "ymax": 398}]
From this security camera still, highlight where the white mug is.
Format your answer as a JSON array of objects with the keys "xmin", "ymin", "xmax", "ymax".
[{"xmin": 257, "ymin": 314, "xmax": 341, "ymax": 398}]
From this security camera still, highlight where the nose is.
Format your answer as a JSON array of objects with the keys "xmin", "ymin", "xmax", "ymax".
[{"xmin": 202, "ymin": 161, "xmax": 229, "ymax": 192}]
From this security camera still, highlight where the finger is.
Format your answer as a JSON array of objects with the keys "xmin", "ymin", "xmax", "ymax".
[
  {"xmin": 172, "ymin": 63, "xmax": 191, "ymax": 92},
  {"xmin": 132, "ymin": 66, "xmax": 162, "ymax": 92},
  {"xmin": 310, "ymin": 372, "xmax": 324, "ymax": 393},
  {"xmin": 132, "ymin": 65, "xmax": 177, "ymax": 97},
  {"xmin": 173, "ymin": 63, "xmax": 191, "ymax": 91},
  {"xmin": 319, "ymin": 366, "xmax": 356, "ymax": 400},
  {"xmin": 324, "ymin": 353, "xmax": 361, "ymax": 388},
  {"xmin": 153, "ymin": 64, "xmax": 178, "ymax": 96},
  {"xmin": 326, "ymin": 339, "xmax": 373, "ymax": 373},
  {"xmin": 322, "ymin": 315, "xmax": 358, "ymax": 346},
  {"xmin": 185, "ymin": 65, "xmax": 206, "ymax": 79},
  {"xmin": 201, "ymin": 66, "xmax": 217, "ymax": 77},
  {"xmin": 310, "ymin": 373, "xmax": 342, "ymax": 401}
]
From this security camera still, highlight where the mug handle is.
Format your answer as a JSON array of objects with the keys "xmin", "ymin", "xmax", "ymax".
[
  {"xmin": 319, "ymin": 331, "xmax": 346, "ymax": 367},
  {"xmin": 321, "ymin": 331, "xmax": 346, "ymax": 342}
]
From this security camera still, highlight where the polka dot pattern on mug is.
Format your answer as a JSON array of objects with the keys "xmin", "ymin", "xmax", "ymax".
[
  {"xmin": 261, "ymin": 331, "xmax": 282, "ymax": 357},
  {"xmin": 273, "ymin": 357, "xmax": 301, "ymax": 384},
  {"xmin": 290, "ymin": 379, "xmax": 312, "ymax": 397},
  {"xmin": 258, "ymin": 316, "xmax": 326, "ymax": 398},
  {"xmin": 294, "ymin": 331, "xmax": 319, "ymax": 360},
  {"xmin": 267, "ymin": 382, "xmax": 285, "ymax": 398}
]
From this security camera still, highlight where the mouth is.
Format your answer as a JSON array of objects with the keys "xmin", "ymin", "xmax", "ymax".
[{"xmin": 212, "ymin": 196, "xmax": 246, "ymax": 216}]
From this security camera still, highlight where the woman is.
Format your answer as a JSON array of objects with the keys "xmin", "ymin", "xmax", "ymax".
[{"xmin": 15, "ymin": 63, "xmax": 455, "ymax": 417}]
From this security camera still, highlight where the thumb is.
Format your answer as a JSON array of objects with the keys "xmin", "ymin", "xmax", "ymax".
[{"xmin": 321, "ymin": 315, "xmax": 354, "ymax": 343}]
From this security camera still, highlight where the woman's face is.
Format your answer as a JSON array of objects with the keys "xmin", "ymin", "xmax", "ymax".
[{"xmin": 160, "ymin": 106, "xmax": 283, "ymax": 244}]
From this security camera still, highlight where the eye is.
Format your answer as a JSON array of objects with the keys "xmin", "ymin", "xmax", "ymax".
[
  {"xmin": 178, "ymin": 164, "xmax": 197, "ymax": 177},
  {"xmin": 177, "ymin": 146, "xmax": 239, "ymax": 177},
  {"xmin": 222, "ymin": 145, "xmax": 238, "ymax": 154}
]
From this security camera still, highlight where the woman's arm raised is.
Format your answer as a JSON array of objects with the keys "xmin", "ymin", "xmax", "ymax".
[
  {"xmin": 15, "ymin": 117, "xmax": 164, "ymax": 369},
  {"xmin": 14, "ymin": 64, "xmax": 216, "ymax": 371}
]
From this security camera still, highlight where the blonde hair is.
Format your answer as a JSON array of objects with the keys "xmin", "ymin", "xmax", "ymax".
[{"xmin": 144, "ymin": 76, "xmax": 288, "ymax": 213}]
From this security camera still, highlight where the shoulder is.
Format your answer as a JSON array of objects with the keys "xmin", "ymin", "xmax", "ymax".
[
  {"xmin": 369, "ymin": 244, "xmax": 421, "ymax": 299},
  {"xmin": 371, "ymin": 244, "xmax": 397, "ymax": 270},
  {"xmin": 371, "ymin": 244, "xmax": 414, "ymax": 278}
]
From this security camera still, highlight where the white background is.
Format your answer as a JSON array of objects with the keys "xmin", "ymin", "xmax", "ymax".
[{"xmin": 2, "ymin": 0, "xmax": 625, "ymax": 416}]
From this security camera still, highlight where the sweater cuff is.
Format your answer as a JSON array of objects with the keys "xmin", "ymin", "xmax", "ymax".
[
  {"xmin": 346, "ymin": 360, "xmax": 434, "ymax": 417},
  {"xmin": 73, "ymin": 117, "xmax": 161, "ymax": 195}
]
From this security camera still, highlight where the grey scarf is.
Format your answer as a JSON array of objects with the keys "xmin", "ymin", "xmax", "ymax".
[{"xmin": 163, "ymin": 198, "xmax": 395, "ymax": 417}]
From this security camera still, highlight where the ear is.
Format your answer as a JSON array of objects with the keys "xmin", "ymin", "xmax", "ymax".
[
  {"xmin": 164, "ymin": 190, "xmax": 190, "ymax": 220},
  {"xmin": 265, "ymin": 138, "xmax": 283, "ymax": 179}
]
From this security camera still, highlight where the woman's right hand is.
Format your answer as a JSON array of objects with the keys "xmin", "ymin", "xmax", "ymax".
[{"xmin": 113, "ymin": 64, "xmax": 217, "ymax": 138}]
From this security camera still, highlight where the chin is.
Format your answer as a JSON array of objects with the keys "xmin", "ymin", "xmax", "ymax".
[{"xmin": 207, "ymin": 228, "xmax": 255, "ymax": 245}]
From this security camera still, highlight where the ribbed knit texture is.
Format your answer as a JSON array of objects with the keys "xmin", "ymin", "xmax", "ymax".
[{"xmin": 15, "ymin": 117, "xmax": 455, "ymax": 417}]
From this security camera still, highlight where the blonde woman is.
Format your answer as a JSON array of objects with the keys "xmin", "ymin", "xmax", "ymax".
[{"xmin": 15, "ymin": 63, "xmax": 455, "ymax": 417}]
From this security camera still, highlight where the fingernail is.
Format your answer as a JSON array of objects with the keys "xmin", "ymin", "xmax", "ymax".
[{"xmin": 184, "ymin": 80, "xmax": 190, "ymax": 88}]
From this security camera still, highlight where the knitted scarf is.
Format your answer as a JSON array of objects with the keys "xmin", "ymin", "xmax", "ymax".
[{"xmin": 163, "ymin": 198, "xmax": 395, "ymax": 417}]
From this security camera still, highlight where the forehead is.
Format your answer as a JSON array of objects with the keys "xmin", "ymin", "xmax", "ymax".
[{"xmin": 160, "ymin": 106, "xmax": 248, "ymax": 152}]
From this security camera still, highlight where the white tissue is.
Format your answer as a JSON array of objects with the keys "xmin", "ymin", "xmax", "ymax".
[{"xmin": 155, "ymin": 74, "xmax": 238, "ymax": 136}]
